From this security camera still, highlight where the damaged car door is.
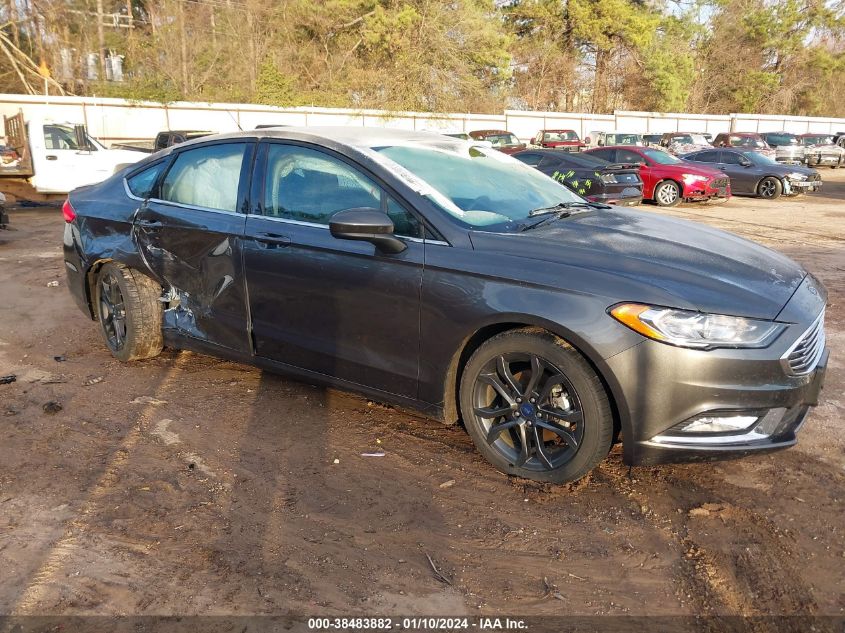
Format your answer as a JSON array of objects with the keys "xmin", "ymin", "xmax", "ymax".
[
  {"xmin": 242, "ymin": 141, "xmax": 425, "ymax": 398},
  {"xmin": 134, "ymin": 140, "xmax": 255, "ymax": 352}
]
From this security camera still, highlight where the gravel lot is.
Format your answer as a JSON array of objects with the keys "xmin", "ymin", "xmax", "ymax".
[{"xmin": 0, "ymin": 174, "xmax": 842, "ymax": 624}]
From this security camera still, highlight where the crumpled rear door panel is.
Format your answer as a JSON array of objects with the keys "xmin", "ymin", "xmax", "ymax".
[{"xmin": 134, "ymin": 202, "xmax": 251, "ymax": 353}]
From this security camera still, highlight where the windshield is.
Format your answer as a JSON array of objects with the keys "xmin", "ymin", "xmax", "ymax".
[
  {"xmin": 729, "ymin": 136, "xmax": 767, "ymax": 149},
  {"xmin": 746, "ymin": 151, "xmax": 778, "ymax": 166},
  {"xmin": 801, "ymin": 135, "xmax": 833, "ymax": 146},
  {"xmin": 480, "ymin": 133, "xmax": 520, "ymax": 147},
  {"xmin": 544, "ymin": 131, "xmax": 578, "ymax": 141},
  {"xmin": 607, "ymin": 133, "xmax": 643, "ymax": 145},
  {"xmin": 642, "ymin": 148, "xmax": 682, "ymax": 165},
  {"xmin": 671, "ymin": 134, "xmax": 708, "ymax": 145},
  {"xmin": 765, "ymin": 133, "xmax": 798, "ymax": 146},
  {"xmin": 373, "ymin": 143, "xmax": 581, "ymax": 230}
]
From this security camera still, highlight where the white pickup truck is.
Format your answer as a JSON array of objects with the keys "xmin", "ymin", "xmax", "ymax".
[{"xmin": 1, "ymin": 110, "xmax": 143, "ymax": 201}]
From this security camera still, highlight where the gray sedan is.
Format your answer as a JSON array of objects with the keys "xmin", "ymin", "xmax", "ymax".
[
  {"xmin": 62, "ymin": 128, "xmax": 828, "ymax": 483},
  {"xmin": 682, "ymin": 148, "xmax": 821, "ymax": 199}
]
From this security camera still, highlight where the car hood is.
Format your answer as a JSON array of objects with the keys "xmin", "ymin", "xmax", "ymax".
[
  {"xmin": 470, "ymin": 208, "xmax": 806, "ymax": 320},
  {"xmin": 769, "ymin": 163, "xmax": 818, "ymax": 177}
]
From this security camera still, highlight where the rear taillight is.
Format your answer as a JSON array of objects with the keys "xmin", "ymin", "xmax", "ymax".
[{"xmin": 62, "ymin": 198, "xmax": 76, "ymax": 223}]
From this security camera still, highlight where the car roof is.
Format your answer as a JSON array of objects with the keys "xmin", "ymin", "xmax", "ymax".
[
  {"xmin": 470, "ymin": 129, "xmax": 513, "ymax": 135},
  {"xmin": 540, "ymin": 129, "xmax": 577, "ymax": 132},
  {"xmin": 145, "ymin": 126, "xmax": 475, "ymax": 162}
]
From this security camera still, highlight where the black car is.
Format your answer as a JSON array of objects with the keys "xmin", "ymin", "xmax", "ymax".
[
  {"xmin": 62, "ymin": 128, "xmax": 828, "ymax": 484},
  {"xmin": 514, "ymin": 149, "xmax": 643, "ymax": 206},
  {"xmin": 682, "ymin": 148, "xmax": 821, "ymax": 199}
]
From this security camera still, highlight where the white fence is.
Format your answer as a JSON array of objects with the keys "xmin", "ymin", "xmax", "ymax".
[{"xmin": 1, "ymin": 93, "xmax": 844, "ymax": 146}]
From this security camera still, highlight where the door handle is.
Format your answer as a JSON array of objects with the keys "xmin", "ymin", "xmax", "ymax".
[
  {"xmin": 137, "ymin": 219, "xmax": 163, "ymax": 229},
  {"xmin": 254, "ymin": 232, "xmax": 291, "ymax": 246},
  {"xmin": 46, "ymin": 155, "xmax": 57, "ymax": 160}
]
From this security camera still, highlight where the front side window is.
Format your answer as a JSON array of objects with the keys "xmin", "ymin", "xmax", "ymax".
[
  {"xmin": 43, "ymin": 124, "xmax": 101, "ymax": 151},
  {"xmin": 616, "ymin": 149, "xmax": 645, "ymax": 164},
  {"xmin": 264, "ymin": 144, "xmax": 422, "ymax": 238},
  {"xmin": 126, "ymin": 162, "xmax": 166, "ymax": 198},
  {"xmin": 721, "ymin": 151, "xmax": 745, "ymax": 165},
  {"xmin": 160, "ymin": 143, "xmax": 247, "ymax": 212}
]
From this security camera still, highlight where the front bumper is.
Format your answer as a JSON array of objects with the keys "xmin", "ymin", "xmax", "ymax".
[
  {"xmin": 806, "ymin": 153, "xmax": 843, "ymax": 166},
  {"xmin": 600, "ymin": 275, "xmax": 828, "ymax": 466},
  {"xmin": 683, "ymin": 178, "xmax": 731, "ymax": 201},
  {"xmin": 784, "ymin": 179, "xmax": 822, "ymax": 194}
]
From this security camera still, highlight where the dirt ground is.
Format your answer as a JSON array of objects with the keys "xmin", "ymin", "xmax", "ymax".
[{"xmin": 0, "ymin": 173, "xmax": 843, "ymax": 625}]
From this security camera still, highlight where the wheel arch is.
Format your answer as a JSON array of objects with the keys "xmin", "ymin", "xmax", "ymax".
[
  {"xmin": 441, "ymin": 315, "xmax": 622, "ymax": 444},
  {"xmin": 81, "ymin": 258, "xmax": 116, "ymax": 320}
]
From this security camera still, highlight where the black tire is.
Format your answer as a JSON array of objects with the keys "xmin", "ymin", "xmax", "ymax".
[
  {"xmin": 757, "ymin": 176, "xmax": 783, "ymax": 199},
  {"xmin": 459, "ymin": 328, "xmax": 613, "ymax": 484},
  {"xmin": 653, "ymin": 180, "xmax": 681, "ymax": 207},
  {"xmin": 94, "ymin": 262, "xmax": 163, "ymax": 362}
]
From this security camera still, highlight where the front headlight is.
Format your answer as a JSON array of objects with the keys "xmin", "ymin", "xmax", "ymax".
[
  {"xmin": 787, "ymin": 172, "xmax": 807, "ymax": 181},
  {"xmin": 609, "ymin": 303, "xmax": 784, "ymax": 349},
  {"xmin": 682, "ymin": 173, "xmax": 708, "ymax": 185}
]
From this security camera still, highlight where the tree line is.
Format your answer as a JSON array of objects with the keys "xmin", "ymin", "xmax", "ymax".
[{"xmin": 1, "ymin": 0, "xmax": 844, "ymax": 117}]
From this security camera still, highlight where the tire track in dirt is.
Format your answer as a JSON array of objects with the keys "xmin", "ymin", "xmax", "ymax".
[
  {"xmin": 594, "ymin": 462, "xmax": 818, "ymax": 630},
  {"xmin": 10, "ymin": 352, "xmax": 194, "ymax": 615}
]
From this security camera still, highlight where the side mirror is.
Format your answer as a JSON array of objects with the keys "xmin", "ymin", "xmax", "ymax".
[
  {"xmin": 74, "ymin": 124, "xmax": 93, "ymax": 151},
  {"xmin": 739, "ymin": 158, "xmax": 752, "ymax": 167},
  {"xmin": 330, "ymin": 207, "xmax": 407, "ymax": 254}
]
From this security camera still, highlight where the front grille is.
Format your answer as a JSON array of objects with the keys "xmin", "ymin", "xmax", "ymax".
[
  {"xmin": 784, "ymin": 309, "xmax": 825, "ymax": 376},
  {"xmin": 711, "ymin": 177, "xmax": 729, "ymax": 188}
]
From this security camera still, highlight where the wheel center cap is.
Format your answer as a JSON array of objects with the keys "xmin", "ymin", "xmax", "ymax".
[{"xmin": 519, "ymin": 403, "xmax": 535, "ymax": 418}]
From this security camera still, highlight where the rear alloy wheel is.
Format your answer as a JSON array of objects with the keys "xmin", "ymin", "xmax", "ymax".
[
  {"xmin": 459, "ymin": 329, "xmax": 613, "ymax": 483},
  {"xmin": 94, "ymin": 262, "xmax": 164, "ymax": 362},
  {"xmin": 653, "ymin": 180, "xmax": 681, "ymax": 207},
  {"xmin": 757, "ymin": 176, "xmax": 783, "ymax": 200}
]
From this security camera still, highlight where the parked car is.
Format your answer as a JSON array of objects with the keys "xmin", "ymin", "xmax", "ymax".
[
  {"xmin": 468, "ymin": 129, "xmax": 526, "ymax": 154},
  {"xmin": 798, "ymin": 134, "xmax": 845, "ymax": 168},
  {"xmin": 153, "ymin": 130, "xmax": 214, "ymax": 152},
  {"xmin": 514, "ymin": 149, "xmax": 643, "ymax": 206},
  {"xmin": 531, "ymin": 129, "xmax": 585, "ymax": 151},
  {"xmin": 760, "ymin": 132, "xmax": 806, "ymax": 165},
  {"xmin": 62, "ymin": 127, "xmax": 828, "ymax": 484},
  {"xmin": 712, "ymin": 132, "xmax": 776, "ymax": 159},
  {"xmin": 682, "ymin": 148, "xmax": 821, "ymax": 199},
  {"xmin": 584, "ymin": 145, "xmax": 730, "ymax": 207},
  {"xmin": 658, "ymin": 132, "xmax": 712, "ymax": 156},
  {"xmin": 586, "ymin": 131, "xmax": 644, "ymax": 147}
]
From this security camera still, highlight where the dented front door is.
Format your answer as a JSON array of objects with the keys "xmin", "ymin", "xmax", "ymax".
[{"xmin": 133, "ymin": 141, "xmax": 254, "ymax": 352}]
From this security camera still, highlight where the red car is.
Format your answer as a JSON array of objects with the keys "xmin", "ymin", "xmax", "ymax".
[
  {"xmin": 468, "ymin": 129, "xmax": 526, "ymax": 154},
  {"xmin": 531, "ymin": 129, "xmax": 585, "ymax": 151},
  {"xmin": 585, "ymin": 145, "xmax": 730, "ymax": 207}
]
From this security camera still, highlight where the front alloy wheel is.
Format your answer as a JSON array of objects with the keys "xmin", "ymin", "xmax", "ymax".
[
  {"xmin": 757, "ymin": 176, "xmax": 782, "ymax": 199},
  {"xmin": 654, "ymin": 180, "xmax": 681, "ymax": 207},
  {"xmin": 460, "ymin": 329, "xmax": 613, "ymax": 483}
]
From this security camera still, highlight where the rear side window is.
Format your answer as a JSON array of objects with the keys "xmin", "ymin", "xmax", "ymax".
[
  {"xmin": 126, "ymin": 162, "xmax": 166, "ymax": 198},
  {"xmin": 159, "ymin": 143, "xmax": 248, "ymax": 212},
  {"xmin": 691, "ymin": 151, "xmax": 719, "ymax": 163},
  {"xmin": 589, "ymin": 149, "xmax": 615, "ymax": 162},
  {"xmin": 514, "ymin": 153, "xmax": 543, "ymax": 166}
]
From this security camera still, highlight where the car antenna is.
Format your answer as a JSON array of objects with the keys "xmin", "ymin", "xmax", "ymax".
[{"xmin": 227, "ymin": 110, "xmax": 243, "ymax": 132}]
